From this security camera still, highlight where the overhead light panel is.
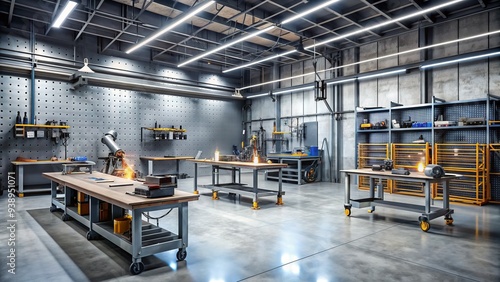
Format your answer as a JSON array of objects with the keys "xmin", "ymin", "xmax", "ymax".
[
  {"xmin": 281, "ymin": 0, "xmax": 340, "ymax": 24},
  {"xmin": 178, "ymin": 26, "xmax": 275, "ymax": 67},
  {"xmin": 126, "ymin": 0, "xmax": 215, "ymax": 54},
  {"xmin": 52, "ymin": 0, "xmax": 78, "ymax": 28},
  {"xmin": 421, "ymin": 51, "xmax": 500, "ymax": 69},
  {"xmin": 358, "ymin": 69, "xmax": 407, "ymax": 80}
]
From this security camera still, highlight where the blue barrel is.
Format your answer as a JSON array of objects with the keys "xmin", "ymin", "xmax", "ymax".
[{"xmin": 309, "ymin": 146, "xmax": 319, "ymax": 156}]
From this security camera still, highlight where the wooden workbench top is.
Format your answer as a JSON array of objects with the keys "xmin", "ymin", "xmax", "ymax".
[
  {"xmin": 186, "ymin": 159, "xmax": 288, "ymax": 169},
  {"xmin": 43, "ymin": 172, "xmax": 199, "ymax": 210},
  {"xmin": 139, "ymin": 156, "xmax": 194, "ymax": 161},
  {"xmin": 341, "ymin": 168, "xmax": 462, "ymax": 181}
]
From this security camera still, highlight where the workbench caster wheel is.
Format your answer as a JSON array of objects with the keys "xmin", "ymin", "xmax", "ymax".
[
  {"xmin": 445, "ymin": 217, "xmax": 454, "ymax": 225},
  {"xmin": 344, "ymin": 208, "xmax": 351, "ymax": 217},
  {"xmin": 61, "ymin": 213, "xmax": 70, "ymax": 221},
  {"xmin": 129, "ymin": 262, "xmax": 144, "ymax": 275},
  {"xmin": 176, "ymin": 249, "xmax": 187, "ymax": 261},
  {"xmin": 49, "ymin": 205, "xmax": 57, "ymax": 212},
  {"xmin": 18, "ymin": 193, "xmax": 24, "ymax": 198},
  {"xmin": 368, "ymin": 207, "xmax": 375, "ymax": 213},
  {"xmin": 419, "ymin": 217, "xmax": 430, "ymax": 232},
  {"xmin": 86, "ymin": 231, "xmax": 98, "ymax": 240}
]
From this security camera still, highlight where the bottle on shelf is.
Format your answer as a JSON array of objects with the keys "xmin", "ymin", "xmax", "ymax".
[
  {"xmin": 23, "ymin": 112, "xmax": 28, "ymax": 124},
  {"xmin": 179, "ymin": 125, "xmax": 184, "ymax": 139},
  {"xmin": 16, "ymin": 111, "xmax": 22, "ymax": 124}
]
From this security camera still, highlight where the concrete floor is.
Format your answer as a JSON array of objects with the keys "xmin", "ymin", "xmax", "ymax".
[{"xmin": 0, "ymin": 172, "xmax": 499, "ymax": 282}]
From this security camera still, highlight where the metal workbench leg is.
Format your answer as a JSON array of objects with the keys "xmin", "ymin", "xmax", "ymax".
[
  {"xmin": 424, "ymin": 181, "xmax": 431, "ymax": 215},
  {"xmin": 87, "ymin": 196, "xmax": 99, "ymax": 239},
  {"xmin": 129, "ymin": 209, "xmax": 144, "ymax": 275},
  {"xmin": 176, "ymin": 160, "xmax": 180, "ymax": 176},
  {"xmin": 148, "ymin": 160, "xmax": 153, "ymax": 176},
  {"xmin": 193, "ymin": 163, "xmax": 198, "ymax": 194},
  {"xmin": 297, "ymin": 159, "xmax": 302, "ymax": 185},
  {"xmin": 344, "ymin": 173, "xmax": 352, "ymax": 216},
  {"xmin": 176, "ymin": 202, "xmax": 188, "ymax": 261},
  {"xmin": 252, "ymin": 169, "xmax": 259, "ymax": 209},
  {"xmin": 443, "ymin": 180, "xmax": 450, "ymax": 210},
  {"xmin": 276, "ymin": 168, "xmax": 284, "ymax": 205},
  {"xmin": 49, "ymin": 181, "xmax": 58, "ymax": 212},
  {"xmin": 17, "ymin": 165, "xmax": 24, "ymax": 197}
]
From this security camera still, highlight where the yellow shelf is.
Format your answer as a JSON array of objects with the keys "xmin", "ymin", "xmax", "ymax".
[
  {"xmin": 15, "ymin": 124, "xmax": 70, "ymax": 129},
  {"xmin": 144, "ymin": 127, "xmax": 186, "ymax": 132}
]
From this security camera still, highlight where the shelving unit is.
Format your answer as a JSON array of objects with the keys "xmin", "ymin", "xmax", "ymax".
[
  {"xmin": 14, "ymin": 124, "xmax": 70, "ymax": 138},
  {"xmin": 355, "ymin": 94, "xmax": 499, "ymax": 205},
  {"xmin": 357, "ymin": 143, "xmax": 390, "ymax": 192},
  {"xmin": 140, "ymin": 127, "xmax": 187, "ymax": 142}
]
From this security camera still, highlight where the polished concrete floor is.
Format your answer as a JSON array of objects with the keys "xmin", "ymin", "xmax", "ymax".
[{"xmin": 0, "ymin": 172, "xmax": 499, "ymax": 282}]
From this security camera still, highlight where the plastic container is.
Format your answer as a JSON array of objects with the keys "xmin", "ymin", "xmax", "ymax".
[
  {"xmin": 114, "ymin": 217, "xmax": 131, "ymax": 234},
  {"xmin": 309, "ymin": 146, "xmax": 319, "ymax": 156}
]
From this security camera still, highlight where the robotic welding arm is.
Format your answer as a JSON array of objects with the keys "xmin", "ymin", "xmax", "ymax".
[{"xmin": 101, "ymin": 130, "xmax": 124, "ymax": 157}]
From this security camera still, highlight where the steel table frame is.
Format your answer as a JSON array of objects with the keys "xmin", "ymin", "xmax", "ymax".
[
  {"xmin": 341, "ymin": 169, "xmax": 462, "ymax": 231},
  {"xmin": 43, "ymin": 171, "xmax": 198, "ymax": 274},
  {"xmin": 187, "ymin": 159, "xmax": 287, "ymax": 209},
  {"xmin": 139, "ymin": 156, "xmax": 194, "ymax": 176}
]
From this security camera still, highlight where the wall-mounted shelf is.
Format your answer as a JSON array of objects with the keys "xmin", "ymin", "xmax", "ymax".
[
  {"xmin": 140, "ymin": 127, "xmax": 187, "ymax": 142},
  {"xmin": 14, "ymin": 124, "xmax": 70, "ymax": 138}
]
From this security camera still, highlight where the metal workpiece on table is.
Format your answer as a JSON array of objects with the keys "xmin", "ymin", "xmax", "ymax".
[
  {"xmin": 187, "ymin": 159, "xmax": 287, "ymax": 209},
  {"xmin": 341, "ymin": 168, "xmax": 462, "ymax": 232}
]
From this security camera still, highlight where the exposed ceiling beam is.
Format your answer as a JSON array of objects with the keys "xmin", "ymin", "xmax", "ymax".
[
  {"xmin": 359, "ymin": 0, "xmax": 410, "ymax": 31},
  {"xmin": 74, "ymin": 0, "xmax": 106, "ymax": 41},
  {"xmin": 45, "ymin": 0, "xmax": 62, "ymax": 35},
  {"xmin": 7, "ymin": 0, "xmax": 16, "ymax": 27},
  {"xmin": 101, "ymin": 0, "xmax": 154, "ymax": 53},
  {"xmin": 477, "ymin": 0, "xmax": 486, "ymax": 8},
  {"xmin": 408, "ymin": 0, "xmax": 434, "ymax": 23}
]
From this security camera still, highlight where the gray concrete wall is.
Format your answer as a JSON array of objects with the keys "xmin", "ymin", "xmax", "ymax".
[{"xmin": 248, "ymin": 10, "xmax": 500, "ymax": 183}]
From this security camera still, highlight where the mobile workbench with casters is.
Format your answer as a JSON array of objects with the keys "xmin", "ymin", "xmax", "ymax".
[
  {"xmin": 340, "ymin": 168, "xmax": 462, "ymax": 232},
  {"xmin": 43, "ymin": 171, "xmax": 199, "ymax": 275}
]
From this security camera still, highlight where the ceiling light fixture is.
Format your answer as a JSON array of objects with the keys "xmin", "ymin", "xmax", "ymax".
[
  {"xmin": 326, "ymin": 78, "xmax": 357, "ymax": 85},
  {"xmin": 307, "ymin": 0, "xmax": 464, "ymax": 50},
  {"xmin": 52, "ymin": 0, "xmax": 78, "ymax": 28},
  {"xmin": 246, "ymin": 93, "xmax": 269, "ymax": 99},
  {"xmin": 357, "ymin": 69, "xmax": 407, "ymax": 80},
  {"xmin": 78, "ymin": 58, "xmax": 94, "ymax": 73},
  {"xmin": 273, "ymin": 85, "xmax": 314, "ymax": 95},
  {"xmin": 237, "ymin": 29, "xmax": 498, "ymax": 91},
  {"xmin": 178, "ymin": 25, "xmax": 275, "ymax": 67},
  {"xmin": 126, "ymin": 0, "xmax": 215, "ymax": 54},
  {"xmin": 420, "ymin": 51, "xmax": 500, "ymax": 69},
  {"xmin": 281, "ymin": 0, "xmax": 340, "ymax": 25}
]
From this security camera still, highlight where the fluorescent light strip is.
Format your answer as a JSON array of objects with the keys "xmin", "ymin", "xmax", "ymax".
[
  {"xmin": 358, "ymin": 69, "xmax": 406, "ymax": 80},
  {"xmin": 52, "ymin": 1, "xmax": 78, "ymax": 28},
  {"xmin": 421, "ymin": 51, "xmax": 500, "ymax": 69},
  {"xmin": 238, "ymin": 30, "xmax": 498, "ymax": 91},
  {"xmin": 178, "ymin": 25, "xmax": 275, "ymax": 67},
  {"xmin": 126, "ymin": 0, "xmax": 214, "ymax": 54},
  {"xmin": 247, "ymin": 93, "xmax": 269, "ymax": 99},
  {"xmin": 326, "ymin": 78, "xmax": 356, "ymax": 85},
  {"xmin": 307, "ymin": 0, "xmax": 463, "ymax": 49},
  {"xmin": 223, "ymin": 50, "xmax": 297, "ymax": 73},
  {"xmin": 282, "ymin": 0, "xmax": 340, "ymax": 24},
  {"xmin": 274, "ymin": 85, "xmax": 314, "ymax": 95}
]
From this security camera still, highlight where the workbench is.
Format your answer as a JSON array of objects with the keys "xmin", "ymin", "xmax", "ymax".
[
  {"xmin": 43, "ymin": 171, "xmax": 199, "ymax": 275},
  {"xmin": 265, "ymin": 154, "xmax": 321, "ymax": 184},
  {"xmin": 12, "ymin": 160, "xmax": 74, "ymax": 197},
  {"xmin": 139, "ymin": 156, "xmax": 194, "ymax": 176},
  {"xmin": 187, "ymin": 159, "xmax": 287, "ymax": 209},
  {"xmin": 341, "ymin": 168, "xmax": 462, "ymax": 232}
]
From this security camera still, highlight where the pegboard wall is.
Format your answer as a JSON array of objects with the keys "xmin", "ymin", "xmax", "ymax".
[{"xmin": 0, "ymin": 75, "xmax": 244, "ymax": 190}]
